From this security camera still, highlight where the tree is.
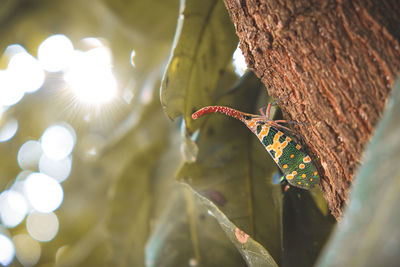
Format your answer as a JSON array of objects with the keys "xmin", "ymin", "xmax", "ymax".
[{"xmin": 223, "ymin": 0, "xmax": 400, "ymax": 218}]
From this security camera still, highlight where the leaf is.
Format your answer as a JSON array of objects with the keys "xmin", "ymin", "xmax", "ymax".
[
  {"xmin": 102, "ymin": 0, "xmax": 180, "ymax": 77},
  {"xmin": 143, "ymin": 107, "xmax": 246, "ymax": 267},
  {"xmin": 100, "ymin": 88, "xmax": 176, "ymax": 266},
  {"xmin": 180, "ymin": 119, "xmax": 199, "ymax": 163},
  {"xmin": 145, "ymin": 185, "xmax": 245, "ymax": 267},
  {"xmin": 104, "ymin": 142, "xmax": 167, "ymax": 267},
  {"xmin": 188, "ymin": 185, "xmax": 278, "ymax": 267},
  {"xmin": 54, "ymin": 225, "xmax": 109, "ymax": 267},
  {"xmin": 316, "ymin": 79, "xmax": 400, "ymax": 267},
  {"xmin": 103, "ymin": 0, "xmax": 179, "ymax": 43},
  {"xmin": 177, "ymin": 73, "xmax": 284, "ymax": 265},
  {"xmin": 160, "ymin": 0, "xmax": 237, "ymax": 132}
]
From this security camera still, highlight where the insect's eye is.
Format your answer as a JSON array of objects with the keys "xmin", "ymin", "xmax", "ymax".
[{"xmin": 242, "ymin": 115, "xmax": 251, "ymax": 120}]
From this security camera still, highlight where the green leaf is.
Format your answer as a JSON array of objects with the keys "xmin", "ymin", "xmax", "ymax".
[
  {"xmin": 145, "ymin": 185, "xmax": 245, "ymax": 267},
  {"xmin": 177, "ymin": 73, "xmax": 284, "ymax": 265},
  {"xmin": 316, "ymin": 79, "xmax": 400, "ymax": 266},
  {"xmin": 104, "ymin": 142, "xmax": 167, "ymax": 267},
  {"xmin": 103, "ymin": 0, "xmax": 179, "ymax": 43},
  {"xmin": 100, "ymin": 89, "xmax": 176, "ymax": 266},
  {"xmin": 188, "ymin": 185, "xmax": 279, "ymax": 267},
  {"xmin": 160, "ymin": 0, "xmax": 237, "ymax": 132},
  {"xmin": 102, "ymin": 0, "xmax": 180, "ymax": 77}
]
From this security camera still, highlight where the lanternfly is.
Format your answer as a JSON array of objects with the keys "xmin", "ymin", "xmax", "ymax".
[{"xmin": 192, "ymin": 103, "xmax": 320, "ymax": 190}]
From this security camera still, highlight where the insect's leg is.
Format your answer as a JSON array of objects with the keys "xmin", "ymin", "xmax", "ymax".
[
  {"xmin": 259, "ymin": 107, "xmax": 266, "ymax": 117},
  {"xmin": 270, "ymin": 94, "xmax": 290, "ymax": 106},
  {"xmin": 284, "ymin": 184, "xmax": 290, "ymax": 192},
  {"xmin": 273, "ymin": 119, "xmax": 291, "ymax": 124},
  {"xmin": 270, "ymin": 121, "xmax": 294, "ymax": 133},
  {"xmin": 258, "ymin": 102, "xmax": 272, "ymax": 120},
  {"xmin": 260, "ymin": 94, "xmax": 290, "ymax": 120},
  {"xmin": 265, "ymin": 102, "xmax": 272, "ymax": 120},
  {"xmin": 273, "ymin": 120, "xmax": 307, "ymax": 125},
  {"xmin": 258, "ymin": 102, "xmax": 273, "ymax": 119}
]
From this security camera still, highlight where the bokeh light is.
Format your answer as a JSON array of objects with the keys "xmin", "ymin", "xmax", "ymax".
[
  {"xmin": 24, "ymin": 173, "xmax": 63, "ymax": 213},
  {"xmin": 11, "ymin": 172, "xmax": 31, "ymax": 195},
  {"xmin": 2, "ymin": 44, "xmax": 25, "ymax": 58},
  {"xmin": 41, "ymin": 124, "xmax": 75, "ymax": 161},
  {"xmin": 38, "ymin": 34, "xmax": 74, "ymax": 72},
  {"xmin": 26, "ymin": 212, "xmax": 59, "ymax": 242},
  {"xmin": 232, "ymin": 44, "xmax": 247, "ymax": 76},
  {"xmin": 15, "ymin": 171, "xmax": 32, "ymax": 185},
  {"xmin": 17, "ymin": 140, "xmax": 43, "ymax": 170},
  {"xmin": 38, "ymin": 155, "xmax": 72, "ymax": 183},
  {"xmin": 0, "ymin": 44, "xmax": 44, "ymax": 107},
  {"xmin": 0, "ymin": 33, "xmax": 118, "ymax": 265},
  {"xmin": 0, "ymin": 190, "xmax": 28, "ymax": 228},
  {"xmin": 13, "ymin": 234, "xmax": 41, "ymax": 267},
  {"xmin": 0, "ymin": 118, "xmax": 18, "ymax": 142},
  {"xmin": 0, "ymin": 234, "xmax": 15, "ymax": 266},
  {"xmin": 0, "ymin": 70, "xmax": 25, "ymax": 107},
  {"xmin": 64, "ymin": 46, "xmax": 117, "ymax": 104},
  {"xmin": 7, "ymin": 51, "xmax": 45, "ymax": 94},
  {"xmin": 81, "ymin": 37, "xmax": 104, "ymax": 48}
]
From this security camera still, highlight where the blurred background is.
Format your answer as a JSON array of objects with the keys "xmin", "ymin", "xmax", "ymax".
[{"xmin": 0, "ymin": 0, "xmax": 253, "ymax": 266}]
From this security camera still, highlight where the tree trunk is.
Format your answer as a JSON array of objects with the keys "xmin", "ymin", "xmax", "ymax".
[{"xmin": 223, "ymin": 0, "xmax": 400, "ymax": 219}]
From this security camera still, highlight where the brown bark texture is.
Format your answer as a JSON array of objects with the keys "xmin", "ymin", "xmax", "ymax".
[{"xmin": 223, "ymin": 0, "xmax": 400, "ymax": 219}]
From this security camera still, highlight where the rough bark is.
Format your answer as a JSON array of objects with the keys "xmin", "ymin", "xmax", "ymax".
[{"xmin": 223, "ymin": 0, "xmax": 400, "ymax": 219}]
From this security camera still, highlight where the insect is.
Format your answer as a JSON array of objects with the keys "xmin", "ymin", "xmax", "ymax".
[{"xmin": 192, "ymin": 102, "xmax": 320, "ymax": 190}]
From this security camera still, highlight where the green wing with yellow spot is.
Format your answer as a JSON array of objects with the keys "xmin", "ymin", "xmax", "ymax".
[{"xmin": 255, "ymin": 123, "xmax": 319, "ymax": 189}]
